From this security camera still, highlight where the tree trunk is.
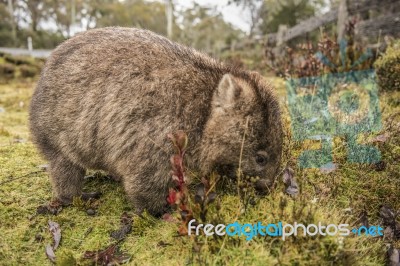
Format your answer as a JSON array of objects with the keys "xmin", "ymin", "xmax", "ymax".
[
  {"xmin": 7, "ymin": 0, "xmax": 17, "ymax": 45},
  {"xmin": 165, "ymin": 0, "xmax": 173, "ymax": 39},
  {"xmin": 337, "ymin": 0, "xmax": 349, "ymax": 42}
]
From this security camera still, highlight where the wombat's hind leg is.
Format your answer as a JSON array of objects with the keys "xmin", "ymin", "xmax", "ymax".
[{"xmin": 49, "ymin": 156, "xmax": 85, "ymax": 205}]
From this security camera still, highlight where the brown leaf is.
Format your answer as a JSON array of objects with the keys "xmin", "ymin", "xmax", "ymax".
[
  {"xmin": 371, "ymin": 133, "xmax": 390, "ymax": 143},
  {"xmin": 157, "ymin": 241, "xmax": 172, "ymax": 248},
  {"xmin": 380, "ymin": 205, "xmax": 396, "ymax": 226},
  {"xmin": 373, "ymin": 161, "xmax": 386, "ymax": 171},
  {"xmin": 83, "ymin": 243, "xmax": 130, "ymax": 265},
  {"xmin": 110, "ymin": 212, "xmax": 133, "ymax": 240},
  {"xmin": 360, "ymin": 210, "xmax": 369, "ymax": 228},
  {"xmin": 388, "ymin": 245, "xmax": 400, "ymax": 266},
  {"xmin": 110, "ymin": 224, "xmax": 131, "ymax": 241},
  {"xmin": 320, "ymin": 162, "xmax": 337, "ymax": 174},
  {"xmin": 48, "ymin": 220, "xmax": 61, "ymax": 250},
  {"xmin": 162, "ymin": 213, "xmax": 176, "ymax": 223},
  {"xmin": 178, "ymin": 225, "xmax": 188, "ymax": 236},
  {"xmin": 37, "ymin": 200, "xmax": 63, "ymax": 215},
  {"xmin": 45, "ymin": 244, "xmax": 56, "ymax": 262},
  {"xmin": 195, "ymin": 183, "xmax": 205, "ymax": 204},
  {"xmin": 282, "ymin": 167, "xmax": 299, "ymax": 196}
]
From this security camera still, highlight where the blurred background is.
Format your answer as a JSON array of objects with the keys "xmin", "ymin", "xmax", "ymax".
[{"xmin": 0, "ymin": 0, "xmax": 399, "ymax": 79}]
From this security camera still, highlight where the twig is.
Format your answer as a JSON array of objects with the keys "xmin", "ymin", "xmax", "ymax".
[
  {"xmin": 236, "ymin": 116, "xmax": 250, "ymax": 218},
  {"xmin": 0, "ymin": 170, "xmax": 43, "ymax": 186}
]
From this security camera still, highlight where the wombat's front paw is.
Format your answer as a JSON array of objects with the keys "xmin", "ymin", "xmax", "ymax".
[
  {"xmin": 56, "ymin": 191, "xmax": 102, "ymax": 206},
  {"xmin": 56, "ymin": 195, "xmax": 73, "ymax": 206}
]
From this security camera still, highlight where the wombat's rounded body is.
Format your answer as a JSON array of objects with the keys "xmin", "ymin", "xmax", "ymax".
[{"xmin": 29, "ymin": 27, "xmax": 282, "ymax": 215}]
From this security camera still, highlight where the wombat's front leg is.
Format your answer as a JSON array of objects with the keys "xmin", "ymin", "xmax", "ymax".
[
  {"xmin": 49, "ymin": 156, "xmax": 85, "ymax": 205},
  {"xmin": 122, "ymin": 175, "xmax": 169, "ymax": 216}
]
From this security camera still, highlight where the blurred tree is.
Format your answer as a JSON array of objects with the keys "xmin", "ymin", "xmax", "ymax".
[
  {"xmin": 229, "ymin": 0, "xmax": 263, "ymax": 37},
  {"xmin": 177, "ymin": 3, "xmax": 243, "ymax": 55},
  {"xmin": 0, "ymin": 0, "xmax": 241, "ymax": 52},
  {"xmin": 259, "ymin": 0, "xmax": 325, "ymax": 34},
  {"xmin": 229, "ymin": 0, "xmax": 325, "ymax": 35},
  {"xmin": 0, "ymin": 0, "xmax": 15, "ymax": 46},
  {"xmin": 92, "ymin": 0, "xmax": 169, "ymax": 35},
  {"xmin": 22, "ymin": 0, "xmax": 46, "ymax": 32},
  {"xmin": 165, "ymin": 0, "xmax": 173, "ymax": 38}
]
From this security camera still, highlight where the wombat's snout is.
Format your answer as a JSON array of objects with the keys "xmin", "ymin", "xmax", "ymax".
[
  {"xmin": 254, "ymin": 179, "xmax": 273, "ymax": 194},
  {"xmin": 216, "ymin": 164, "xmax": 236, "ymax": 178}
]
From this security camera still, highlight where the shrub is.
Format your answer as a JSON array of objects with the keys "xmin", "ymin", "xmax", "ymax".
[
  {"xmin": 4, "ymin": 54, "xmax": 34, "ymax": 66},
  {"xmin": 19, "ymin": 64, "xmax": 39, "ymax": 78},
  {"xmin": 0, "ymin": 63, "xmax": 16, "ymax": 79},
  {"xmin": 374, "ymin": 41, "xmax": 400, "ymax": 91}
]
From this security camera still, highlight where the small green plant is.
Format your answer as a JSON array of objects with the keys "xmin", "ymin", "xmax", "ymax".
[
  {"xmin": 374, "ymin": 41, "xmax": 400, "ymax": 91},
  {"xmin": 266, "ymin": 20, "xmax": 374, "ymax": 78},
  {"xmin": 4, "ymin": 54, "xmax": 34, "ymax": 66},
  {"xmin": 166, "ymin": 130, "xmax": 194, "ymax": 235},
  {"xmin": 0, "ymin": 63, "xmax": 16, "ymax": 80},
  {"xmin": 19, "ymin": 64, "xmax": 39, "ymax": 78}
]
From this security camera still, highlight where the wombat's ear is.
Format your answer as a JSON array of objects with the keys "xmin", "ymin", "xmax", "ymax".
[{"xmin": 213, "ymin": 74, "xmax": 241, "ymax": 110}]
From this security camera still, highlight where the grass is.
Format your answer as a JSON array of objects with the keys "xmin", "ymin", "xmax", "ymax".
[{"xmin": 0, "ymin": 78, "xmax": 399, "ymax": 266}]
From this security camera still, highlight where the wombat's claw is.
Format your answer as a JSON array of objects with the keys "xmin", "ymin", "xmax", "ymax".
[{"xmin": 81, "ymin": 191, "xmax": 102, "ymax": 201}]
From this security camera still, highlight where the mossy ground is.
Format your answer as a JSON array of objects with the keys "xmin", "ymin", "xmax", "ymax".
[{"xmin": 0, "ymin": 79, "xmax": 399, "ymax": 266}]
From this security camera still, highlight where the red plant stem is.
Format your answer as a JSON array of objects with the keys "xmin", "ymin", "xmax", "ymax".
[{"xmin": 177, "ymin": 150, "xmax": 185, "ymax": 191}]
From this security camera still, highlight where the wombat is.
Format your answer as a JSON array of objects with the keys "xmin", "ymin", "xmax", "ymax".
[{"xmin": 29, "ymin": 27, "xmax": 282, "ymax": 216}]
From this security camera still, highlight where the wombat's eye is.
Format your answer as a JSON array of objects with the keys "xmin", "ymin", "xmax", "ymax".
[{"xmin": 255, "ymin": 153, "xmax": 267, "ymax": 166}]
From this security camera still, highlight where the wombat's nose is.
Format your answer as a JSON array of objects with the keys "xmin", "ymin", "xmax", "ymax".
[
  {"xmin": 254, "ymin": 179, "xmax": 272, "ymax": 194},
  {"xmin": 216, "ymin": 164, "xmax": 235, "ymax": 178}
]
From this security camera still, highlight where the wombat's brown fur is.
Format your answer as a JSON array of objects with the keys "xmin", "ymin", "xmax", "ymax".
[{"xmin": 29, "ymin": 27, "xmax": 282, "ymax": 216}]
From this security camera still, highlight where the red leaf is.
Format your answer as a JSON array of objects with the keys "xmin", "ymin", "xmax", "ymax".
[
  {"xmin": 83, "ymin": 244, "xmax": 130, "ymax": 265},
  {"xmin": 162, "ymin": 213, "xmax": 176, "ymax": 223},
  {"xmin": 167, "ymin": 188, "xmax": 177, "ymax": 205},
  {"xmin": 178, "ymin": 225, "xmax": 188, "ymax": 236}
]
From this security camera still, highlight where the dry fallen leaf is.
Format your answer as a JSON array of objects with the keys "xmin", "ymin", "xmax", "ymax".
[
  {"xmin": 45, "ymin": 220, "xmax": 61, "ymax": 263},
  {"xmin": 83, "ymin": 243, "xmax": 131, "ymax": 265},
  {"xmin": 282, "ymin": 167, "xmax": 299, "ymax": 196},
  {"xmin": 320, "ymin": 162, "xmax": 337, "ymax": 174},
  {"xmin": 110, "ymin": 212, "xmax": 133, "ymax": 240},
  {"xmin": 48, "ymin": 220, "xmax": 61, "ymax": 249},
  {"xmin": 388, "ymin": 245, "xmax": 400, "ymax": 266},
  {"xmin": 162, "ymin": 213, "xmax": 176, "ymax": 223},
  {"xmin": 45, "ymin": 244, "xmax": 56, "ymax": 263},
  {"xmin": 37, "ymin": 200, "xmax": 63, "ymax": 215},
  {"xmin": 371, "ymin": 133, "xmax": 390, "ymax": 143}
]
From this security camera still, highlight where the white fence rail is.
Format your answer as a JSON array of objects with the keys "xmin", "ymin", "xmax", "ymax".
[{"xmin": 0, "ymin": 47, "xmax": 52, "ymax": 58}]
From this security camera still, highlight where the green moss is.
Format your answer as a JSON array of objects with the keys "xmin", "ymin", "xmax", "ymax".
[
  {"xmin": 3, "ymin": 54, "xmax": 35, "ymax": 66},
  {"xmin": 18, "ymin": 64, "xmax": 39, "ymax": 78},
  {"xmin": 374, "ymin": 41, "xmax": 400, "ymax": 91},
  {"xmin": 0, "ymin": 80, "xmax": 398, "ymax": 265}
]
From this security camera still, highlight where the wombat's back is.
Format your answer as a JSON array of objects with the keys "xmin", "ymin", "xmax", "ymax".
[{"xmin": 29, "ymin": 27, "xmax": 223, "ymax": 174}]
